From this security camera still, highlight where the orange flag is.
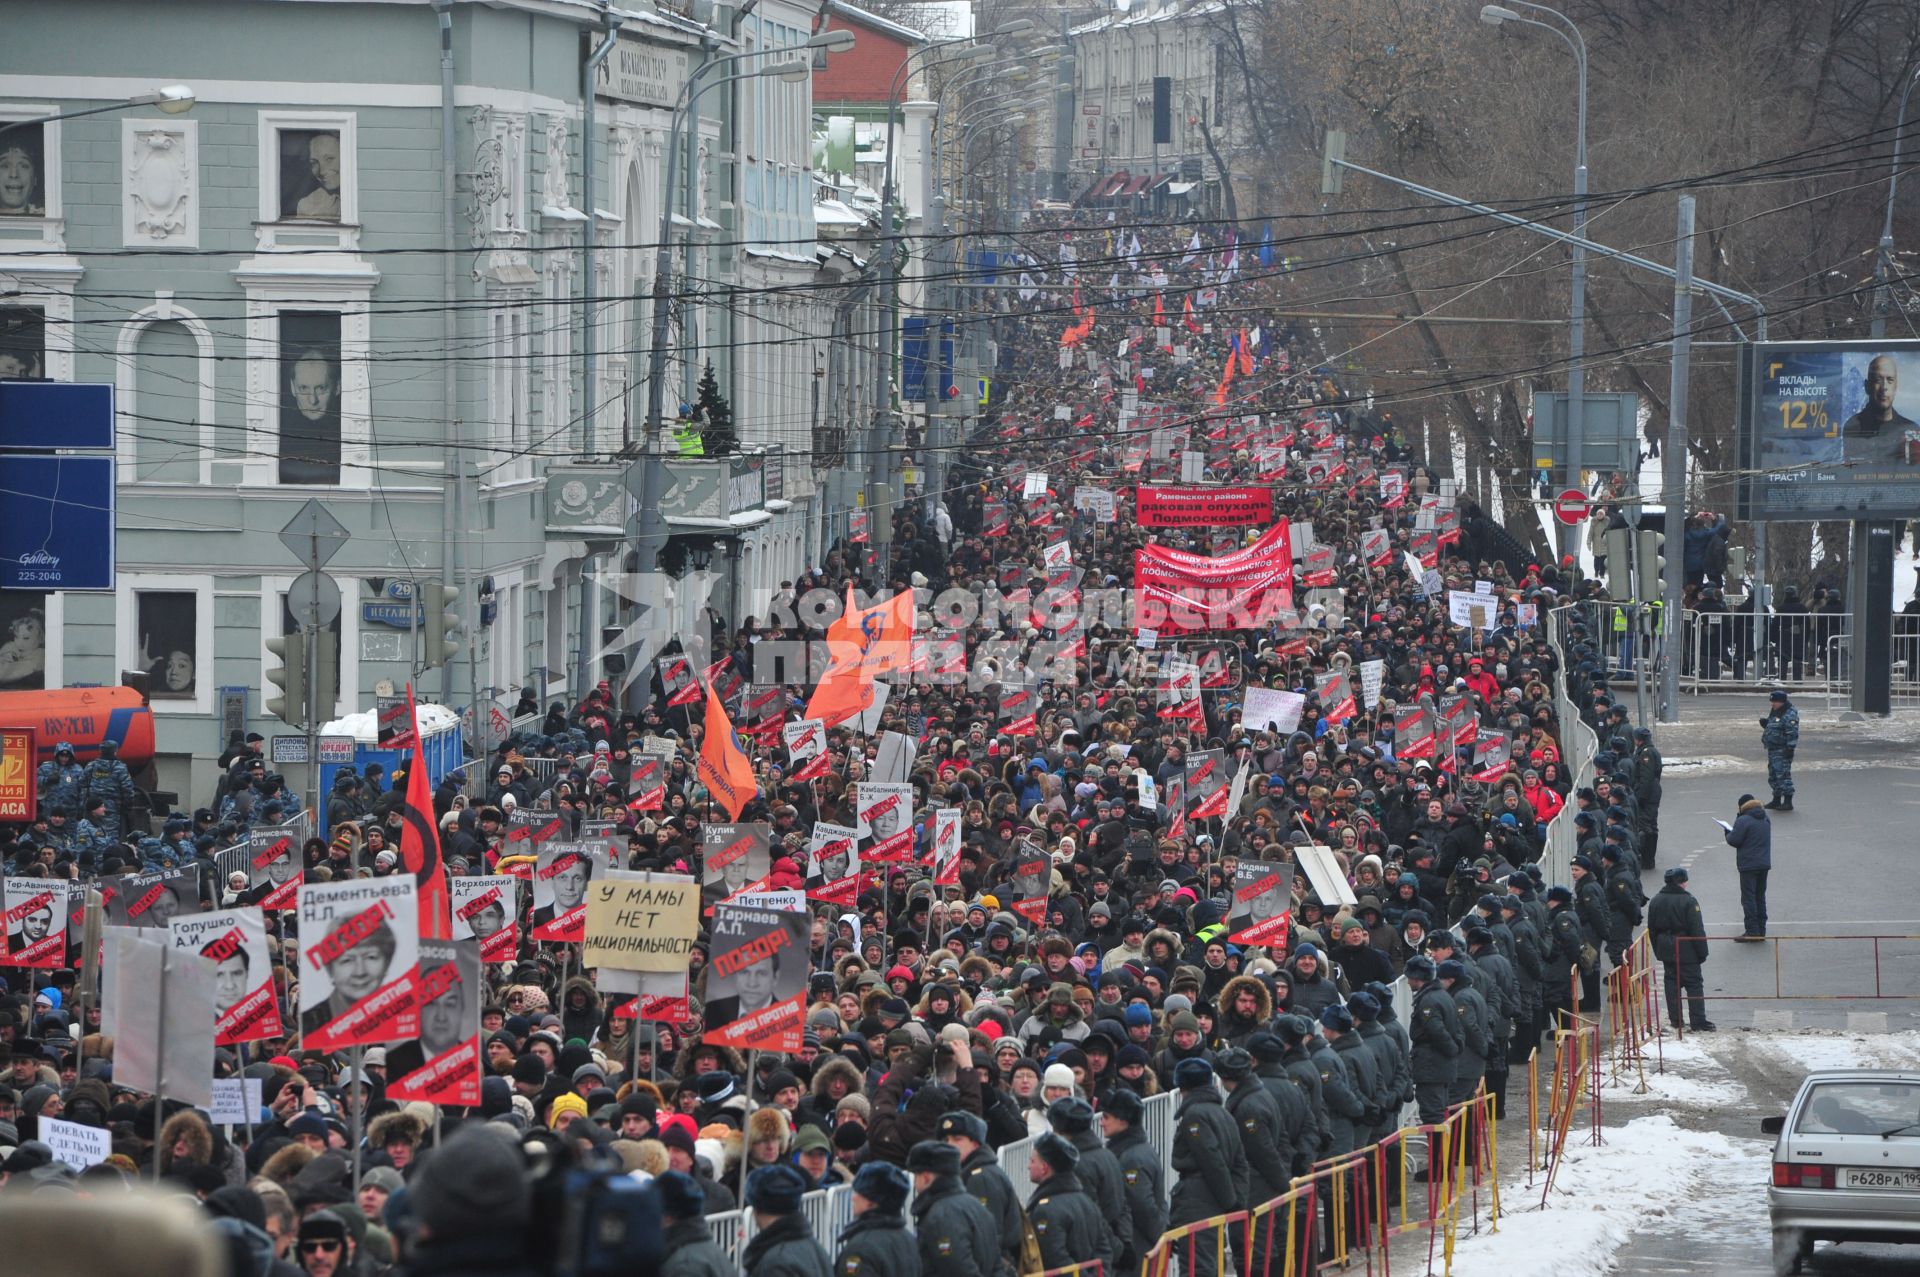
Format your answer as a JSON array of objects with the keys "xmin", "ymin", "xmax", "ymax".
[
  {"xmin": 398, "ymin": 686, "xmax": 451, "ymax": 939},
  {"xmin": 698, "ymin": 678, "xmax": 757, "ymax": 820},
  {"xmin": 1154, "ymin": 294, "xmax": 1166, "ymax": 327},
  {"xmin": 807, "ymin": 585, "xmax": 915, "ymax": 726},
  {"xmin": 1239, "ymin": 329, "xmax": 1255, "ymax": 377},
  {"xmin": 1213, "ymin": 351, "xmax": 1237, "ymax": 406}
]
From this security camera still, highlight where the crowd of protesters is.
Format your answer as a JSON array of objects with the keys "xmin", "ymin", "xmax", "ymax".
[{"xmin": 0, "ymin": 210, "xmax": 1669, "ymax": 1277}]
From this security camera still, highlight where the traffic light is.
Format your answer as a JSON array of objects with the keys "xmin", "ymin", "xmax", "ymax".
[
  {"xmin": 313, "ymin": 628, "xmax": 339, "ymax": 718},
  {"xmin": 265, "ymin": 630, "xmax": 306, "ymax": 726},
  {"xmin": 424, "ymin": 582, "xmax": 461, "ymax": 669},
  {"xmin": 1636, "ymin": 528, "xmax": 1667, "ymax": 602},
  {"xmin": 1605, "ymin": 527, "xmax": 1633, "ymax": 600}
]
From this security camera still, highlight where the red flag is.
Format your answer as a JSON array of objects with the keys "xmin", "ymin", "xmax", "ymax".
[
  {"xmin": 399, "ymin": 686, "xmax": 451, "ymax": 940},
  {"xmin": 698, "ymin": 678, "xmax": 758, "ymax": 820}
]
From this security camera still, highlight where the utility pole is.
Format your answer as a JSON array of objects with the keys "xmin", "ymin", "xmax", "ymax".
[{"xmin": 1658, "ymin": 197, "xmax": 1694, "ymax": 724}]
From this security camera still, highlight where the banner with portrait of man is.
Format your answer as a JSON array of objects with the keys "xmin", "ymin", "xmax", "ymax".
[
  {"xmin": 297, "ymin": 878, "xmax": 419, "ymax": 1051},
  {"xmin": 703, "ymin": 823, "xmax": 770, "ymax": 907},
  {"xmin": 530, "ymin": 842, "xmax": 602, "ymax": 943},
  {"xmin": 930, "ymin": 809, "xmax": 962, "ymax": 887},
  {"xmin": 1009, "ymin": 842, "xmax": 1052, "ymax": 923},
  {"xmin": 278, "ymin": 310, "xmax": 343, "ymax": 485},
  {"xmin": 384, "ymin": 939, "xmax": 482, "ymax": 1107},
  {"xmin": 782, "ymin": 719, "xmax": 831, "ymax": 783},
  {"xmin": 627, "ymin": 752, "xmax": 668, "ymax": 811},
  {"xmin": 1185, "ymin": 748, "xmax": 1230, "ymax": 821},
  {"xmin": 169, "ymin": 907, "xmax": 281, "ymax": 1046},
  {"xmin": 248, "ymin": 821, "xmax": 303, "ymax": 911},
  {"xmin": 704, "ymin": 894, "xmax": 809, "ymax": 1053},
  {"xmin": 1228, "ymin": 859, "xmax": 1292, "ymax": 948},
  {"xmin": 449, "ymin": 874, "xmax": 519, "ymax": 964},
  {"xmin": 4, "ymin": 877, "xmax": 67, "ymax": 968},
  {"xmin": 855, "ymin": 782, "xmax": 914, "ymax": 863},
  {"xmin": 104, "ymin": 867, "xmax": 203, "ymax": 930},
  {"xmin": 804, "ymin": 821, "xmax": 860, "ymax": 907}
]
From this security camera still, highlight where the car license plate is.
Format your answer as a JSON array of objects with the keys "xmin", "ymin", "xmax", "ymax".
[{"xmin": 1841, "ymin": 1168, "xmax": 1920, "ymax": 1190}]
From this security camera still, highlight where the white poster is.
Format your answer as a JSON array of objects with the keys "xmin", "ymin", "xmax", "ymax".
[
  {"xmin": 872, "ymin": 731, "xmax": 918, "ymax": 785},
  {"xmin": 1359, "ymin": 658, "xmax": 1386, "ymax": 711},
  {"xmin": 930, "ymin": 808, "xmax": 962, "ymax": 886},
  {"xmin": 1023, "ymin": 471, "xmax": 1049, "ymax": 499},
  {"xmin": 1241, "ymin": 686, "xmax": 1307, "ymax": 735},
  {"xmin": 41, "ymin": 1117, "xmax": 111, "ymax": 1171},
  {"xmin": 105, "ymin": 926, "xmax": 216, "ymax": 1109}
]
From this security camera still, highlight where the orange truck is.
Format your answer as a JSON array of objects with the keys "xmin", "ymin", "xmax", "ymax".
[{"xmin": 0, "ymin": 686, "xmax": 157, "ymax": 767}]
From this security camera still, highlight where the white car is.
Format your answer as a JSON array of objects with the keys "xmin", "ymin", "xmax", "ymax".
[{"xmin": 1763, "ymin": 1068, "xmax": 1920, "ymax": 1275}]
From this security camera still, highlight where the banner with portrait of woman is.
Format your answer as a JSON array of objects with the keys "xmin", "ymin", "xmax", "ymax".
[
  {"xmin": 169, "ymin": 907, "xmax": 281, "ymax": 1046},
  {"xmin": 704, "ymin": 893, "xmax": 809, "ymax": 1053},
  {"xmin": 297, "ymin": 878, "xmax": 419, "ymax": 1051}
]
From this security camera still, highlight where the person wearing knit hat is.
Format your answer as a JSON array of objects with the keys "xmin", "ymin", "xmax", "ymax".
[
  {"xmin": 1026, "ymin": 1131, "xmax": 1110, "ymax": 1272},
  {"xmin": 905, "ymin": 1139, "xmax": 997, "ymax": 1277},
  {"xmin": 546, "ymin": 1091, "xmax": 588, "ymax": 1132},
  {"xmin": 1040, "ymin": 1062, "xmax": 1077, "ymax": 1103},
  {"xmin": 407, "ymin": 1125, "xmax": 531, "ymax": 1260}
]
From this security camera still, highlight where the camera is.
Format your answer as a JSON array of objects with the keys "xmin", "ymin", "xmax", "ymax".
[{"xmin": 525, "ymin": 1134, "xmax": 663, "ymax": 1277}]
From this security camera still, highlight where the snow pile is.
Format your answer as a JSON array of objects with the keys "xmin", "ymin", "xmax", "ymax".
[
  {"xmin": 1447, "ymin": 1116, "xmax": 1755, "ymax": 1277},
  {"xmin": 320, "ymin": 702, "xmax": 461, "ymax": 744},
  {"xmin": 1746, "ymin": 1031, "xmax": 1920, "ymax": 1073},
  {"xmin": 1598, "ymin": 1036, "xmax": 1745, "ymax": 1108}
]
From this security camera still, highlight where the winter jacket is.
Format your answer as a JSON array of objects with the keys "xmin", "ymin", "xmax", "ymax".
[
  {"xmin": 1725, "ymin": 800, "xmax": 1772, "ymax": 872},
  {"xmin": 1646, "ymin": 885, "xmax": 1709, "ymax": 967},
  {"xmin": 741, "ymin": 1212, "xmax": 833, "ymax": 1277},
  {"xmin": 911, "ymin": 1175, "xmax": 998, "ymax": 1277},
  {"xmin": 1108, "ymin": 1124, "xmax": 1166, "ymax": 1264},
  {"xmin": 1025, "ymin": 1171, "xmax": 1112, "ymax": 1273},
  {"xmin": 835, "ymin": 1212, "xmax": 920, "ymax": 1277},
  {"xmin": 1170, "ymin": 1087, "xmax": 1249, "ymax": 1221},
  {"xmin": 1307, "ymin": 1035, "xmax": 1368, "ymax": 1155},
  {"xmin": 1761, "ymin": 704, "xmax": 1800, "ymax": 752},
  {"xmin": 1223, "ymin": 1076, "xmax": 1292, "ymax": 1207},
  {"xmin": 960, "ymin": 1144, "xmax": 1022, "ymax": 1277},
  {"xmin": 661, "ymin": 1219, "xmax": 737, "ymax": 1277},
  {"xmin": 1408, "ymin": 982, "xmax": 1462, "ymax": 1085}
]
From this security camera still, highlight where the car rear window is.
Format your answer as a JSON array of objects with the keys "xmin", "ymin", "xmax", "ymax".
[{"xmin": 1795, "ymin": 1082, "xmax": 1920, "ymax": 1136}]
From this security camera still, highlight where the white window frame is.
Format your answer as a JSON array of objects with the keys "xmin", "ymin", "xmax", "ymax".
[
  {"xmin": 0, "ymin": 104, "xmax": 64, "ymax": 249},
  {"xmin": 232, "ymin": 270, "xmax": 378, "ymax": 490},
  {"xmin": 260, "ymin": 573, "xmax": 362, "ymax": 723},
  {"xmin": 118, "ymin": 572, "xmax": 215, "ymax": 716},
  {"xmin": 257, "ymin": 109, "xmax": 360, "ymax": 228},
  {"xmin": 115, "ymin": 298, "xmax": 216, "ymax": 486}
]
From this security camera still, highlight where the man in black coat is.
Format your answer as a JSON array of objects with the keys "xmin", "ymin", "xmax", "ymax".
[
  {"xmin": 1100, "ymin": 1089, "xmax": 1165, "ymax": 1272},
  {"xmin": 1046, "ymin": 1097, "xmax": 1125, "ymax": 1242},
  {"xmin": 1725, "ymin": 793, "xmax": 1772, "ymax": 941},
  {"xmin": 1251, "ymin": 1029, "xmax": 1324, "ymax": 1173},
  {"xmin": 1220, "ymin": 1047, "xmax": 1291, "ymax": 1277},
  {"xmin": 1405, "ymin": 956, "xmax": 1462, "ymax": 1124},
  {"xmin": 1025, "ymin": 1133, "xmax": 1112, "ymax": 1273},
  {"xmin": 1169, "ymin": 1057, "xmax": 1249, "ymax": 1277},
  {"xmin": 905, "ymin": 1141, "xmax": 996, "ymax": 1277},
  {"xmin": 836, "ymin": 1162, "xmax": 921, "ymax": 1277},
  {"xmin": 1646, "ymin": 867, "xmax": 1714, "ymax": 1031},
  {"xmin": 937, "ymin": 1112, "xmax": 1018, "ymax": 1277}
]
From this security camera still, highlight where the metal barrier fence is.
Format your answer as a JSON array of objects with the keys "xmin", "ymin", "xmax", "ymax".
[
  {"xmin": 1666, "ymin": 933, "xmax": 1920, "ymax": 1040},
  {"xmin": 1604, "ymin": 931, "xmax": 1662, "ymax": 1091},
  {"xmin": 1586, "ymin": 603, "xmax": 1920, "ymax": 699}
]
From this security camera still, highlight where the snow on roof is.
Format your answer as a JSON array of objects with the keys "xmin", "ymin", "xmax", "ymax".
[
  {"xmin": 1070, "ymin": 0, "xmax": 1223, "ymax": 37},
  {"xmin": 825, "ymin": 0, "xmax": 929, "ymax": 44},
  {"xmin": 322, "ymin": 702, "xmax": 462, "ymax": 744}
]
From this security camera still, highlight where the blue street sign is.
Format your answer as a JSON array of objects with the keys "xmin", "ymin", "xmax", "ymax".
[
  {"xmin": 0, "ymin": 454, "xmax": 116, "ymax": 590},
  {"xmin": 0, "ymin": 381, "xmax": 115, "ymax": 450},
  {"xmin": 363, "ymin": 601, "xmax": 425, "ymax": 629}
]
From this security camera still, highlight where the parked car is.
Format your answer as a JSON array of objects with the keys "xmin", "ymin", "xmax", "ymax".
[{"xmin": 1763, "ymin": 1068, "xmax": 1920, "ymax": 1275}]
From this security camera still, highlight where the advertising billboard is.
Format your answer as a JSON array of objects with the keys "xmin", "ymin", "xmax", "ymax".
[{"xmin": 1739, "ymin": 339, "xmax": 1920, "ymax": 519}]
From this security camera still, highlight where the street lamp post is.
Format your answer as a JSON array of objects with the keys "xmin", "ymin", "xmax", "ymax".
[
  {"xmin": 1849, "ymin": 67, "xmax": 1920, "ymax": 716},
  {"xmin": 631, "ymin": 55, "xmax": 813, "ymax": 579},
  {"xmin": 1481, "ymin": 3, "xmax": 1587, "ymax": 559},
  {"xmin": 0, "ymin": 85, "xmax": 195, "ymax": 138}
]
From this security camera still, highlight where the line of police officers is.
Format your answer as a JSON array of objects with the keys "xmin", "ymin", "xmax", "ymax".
[{"xmin": 797, "ymin": 900, "xmax": 1577, "ymax": 1277}]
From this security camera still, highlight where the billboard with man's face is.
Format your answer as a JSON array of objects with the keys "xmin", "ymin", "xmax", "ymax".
[{"xmin": 1741, "ymin": 339, "xmax": 1920, "ymax": 519}]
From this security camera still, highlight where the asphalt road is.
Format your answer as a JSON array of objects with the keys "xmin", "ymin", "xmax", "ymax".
[{"xmin": 1640, "ymin": 694, "xmax": 1920, "ymax": 1031}]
